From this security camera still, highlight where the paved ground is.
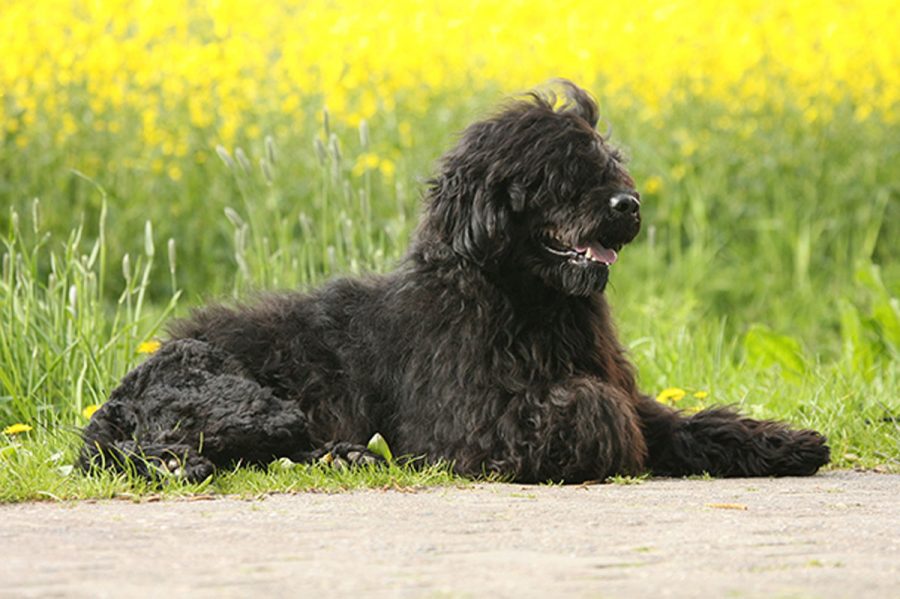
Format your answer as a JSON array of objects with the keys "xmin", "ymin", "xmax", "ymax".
[{"xmin": 1, "ymin": 471, "xmax": 898, "ymax": 598}]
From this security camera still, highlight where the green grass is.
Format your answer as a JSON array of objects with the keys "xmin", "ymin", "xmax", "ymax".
[
  {"xmin": 0, "ymin": 429, "xmax": 464, "ymax": 503},
  {"xmin": 1, "ymin": 92, "xmax": 898, "ymax": 502}
]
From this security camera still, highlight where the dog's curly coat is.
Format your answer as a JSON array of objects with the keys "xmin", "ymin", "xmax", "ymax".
[{"xmin": 81, "ymin": 81, "xmax": 830, "ymax": 482}]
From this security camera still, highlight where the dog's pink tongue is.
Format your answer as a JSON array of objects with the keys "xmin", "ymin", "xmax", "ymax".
[{"xmin": 577, "ymin": 243, "xmax": 618, "ymax": 265}]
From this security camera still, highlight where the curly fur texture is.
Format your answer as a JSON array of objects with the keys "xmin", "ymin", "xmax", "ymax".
[{"xmin": 81, "ymin": 81, "xmax": 830, "ymax": 482}]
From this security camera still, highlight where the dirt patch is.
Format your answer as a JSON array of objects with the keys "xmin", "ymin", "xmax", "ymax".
[{"xmin": 2, "ymin": 471, "xmax": 898, "ymax": 598}]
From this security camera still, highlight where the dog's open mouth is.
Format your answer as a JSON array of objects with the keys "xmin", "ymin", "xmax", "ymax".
[{"xmin": 541, "ymin": 233, "xmax": 620, "ymax": 266}]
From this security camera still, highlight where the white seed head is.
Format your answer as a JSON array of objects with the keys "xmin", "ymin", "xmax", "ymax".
[
  {"xmin": 31, "ymin": 198, "xmax": 40, "ymax": 233},
  {"xmin": 260, "ymin": 158, "xmax": 273, "ymax": 184},
  {"xmin": 265, "ymin": 135, "xmax": 277, "ymax": 164},
  {"xmin": 167, "ymin": 238, "xmax": 176, "ymax": 274},
  {"xmin": 144, "ymin": 221, "xmax": 154, "ymax": 257},
  {"xmin": 224, "ymin": 207, "xmax": 244, "ymax": 229},
  {"xmin": 314, "ymin": 138, "xmax": 328, "ymax": 165},
  {"xmin": 215, "ymin": 145, "xmax": 235, "ymax": 170},
  {"xmin": 359, "ymin": 120, "xmax": 369, "ymax": 148},
  {"xmin": 235, "ymin": 147, "xmax": 251, "ymax": 173},
  {"xmin": 329, "ymin": 134, "xmax": 341, "ymax": 163}
]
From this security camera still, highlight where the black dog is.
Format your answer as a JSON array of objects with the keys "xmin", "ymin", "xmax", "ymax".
[{"xmin": 80, "ymin": 81, "xmax": 830, "ymax": 482}]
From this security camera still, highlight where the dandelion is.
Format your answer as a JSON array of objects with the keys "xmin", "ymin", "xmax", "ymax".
[
  {"xmin": 379, "ymin": 159, "xmax": 396, "ymax": 179},
  {"xmin": 137, "ymin": 340, "xmax": 162, "ymax": 354},
  {"xmin": 643, "ymin": 175, "xmax": 663, "ymax": 195},
  {"xmin": 656, "ymin": 387, "xmax": 686, "ymax": 404},
  {"xmin": 167, "ymin": 165, "xmax": 182, "ymax": 182},
  {"xmin": 352, "ymin": 152, "xmax": 381, "ymax": 177},
  {"xmin": 693, "ymin": 391, "xmax": 709, "ymax": 399},
  {"xmin": 3, "ymin": 423, "xmax": 33, "ymax": 435},
  {"xmin": 82, "ymin": 404, "xmax": 101, "ymax": 419}
]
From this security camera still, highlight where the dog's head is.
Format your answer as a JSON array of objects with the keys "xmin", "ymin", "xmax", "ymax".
[{"xmin": 421, "ymin": 80, "xmax": 640, "ymax": 296}]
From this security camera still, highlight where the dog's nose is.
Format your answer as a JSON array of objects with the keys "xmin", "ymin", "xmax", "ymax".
[{"xmin": 610, "ymin": 193, "xmax": 640, "ymax": 215}]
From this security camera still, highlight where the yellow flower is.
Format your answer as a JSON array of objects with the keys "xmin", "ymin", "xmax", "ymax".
[
  {"xmin": 379, "ymin": 158, "xmax": 396, "ymax": 179},
  {"xmin": 137, "ymin": 340, "xmax": 162, "ymax": 354},
  {"xmin": 3, "ymin": 423, "xmax": 33, "ymax": 435},
  {"xmin": 670, "ymin": 164, "xmax": 687, "ymax": 181},
  {"xmin": 82, "ymin": 404, "xmax": 101, "ymax": 419},
  {"xmin": 352, "ymin": 152, "xmax": 381, "ymax": 177},
  {"xmin": 167, "ymin": 165, "xmax": 182, "ymax": 182},
  {"xmin": 693, "ymin": 391, "xmax": 709, "ymax": 399},
  {"xmin": 643, "ymin": 175, "xmax": 663, "ymax": 195},
  {"xmin": 656, "ymin": 387, "xmax": 686, "ymax": 404}
]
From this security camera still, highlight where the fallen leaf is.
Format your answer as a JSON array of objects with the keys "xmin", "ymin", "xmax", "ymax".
[
  {"xmin": 705, "ymin": 502, "xmax": 748, "ymax": 510},
  {"xmin": 367, "ymin": 432, "xmax": 394, "ymax": 462}
]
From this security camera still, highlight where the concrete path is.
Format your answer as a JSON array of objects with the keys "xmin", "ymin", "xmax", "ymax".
[{"xmin": 1, "ymin": 471, "xmax": 898, "ymax": 598}]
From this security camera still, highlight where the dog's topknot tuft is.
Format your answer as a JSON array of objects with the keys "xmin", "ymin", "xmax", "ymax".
[{"xmin": 529, "ymin": 78, "xmax": 600, "ymax": 129}]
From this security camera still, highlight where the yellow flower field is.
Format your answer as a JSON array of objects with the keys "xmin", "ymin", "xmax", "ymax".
[{"xmin": 2, "ymin": 0, "xmax": 898, "ymax": 160}]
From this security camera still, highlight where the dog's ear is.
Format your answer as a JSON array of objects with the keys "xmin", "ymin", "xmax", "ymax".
[{"xmin": 425, "ymin": 164, "xmax": 515, "ymax": 267}]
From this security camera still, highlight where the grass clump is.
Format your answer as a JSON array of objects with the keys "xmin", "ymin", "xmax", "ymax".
[{"xmin": 0, "ymin": 429, "xmax": 463, "ymax": 504}]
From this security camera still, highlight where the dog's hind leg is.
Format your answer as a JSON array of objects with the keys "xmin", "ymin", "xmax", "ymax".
[
  {"xmin": 636, "ymin": 395, "xmax": 830, "ymax": 477},
  {"xmin": 80, "ymin": 339, "xmax": 315, "ymax": 482}
]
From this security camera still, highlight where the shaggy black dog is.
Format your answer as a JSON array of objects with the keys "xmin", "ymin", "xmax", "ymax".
[{"xmin": 81, "ymin": 81, "xmax": 830, "ymax": 483}]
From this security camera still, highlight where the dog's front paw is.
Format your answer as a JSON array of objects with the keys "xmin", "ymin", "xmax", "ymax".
[
  {"xmin": 318, "ymin": 441, "xmax": 385, "ymax": 469},
  {"xmin": 159, "ymin": 451, "xmax": 215, "ymax": 482}
]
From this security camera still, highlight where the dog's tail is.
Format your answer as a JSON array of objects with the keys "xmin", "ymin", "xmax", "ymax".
[{"xmin": 637, "ymin": 396, "xmax": 830, "ymax": 477}]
